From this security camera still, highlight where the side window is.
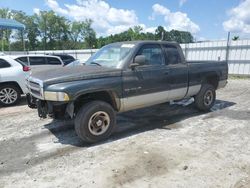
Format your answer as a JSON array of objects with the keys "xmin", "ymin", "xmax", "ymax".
[
  {"xmin": 0, "ymin": 59, "xmax": 11, "ymax": 68},
  {"xmin": 29, "ymin": 57, "xmax": 46, "ymax": 65},
  {"xmin": 137, "ymin": 44, "xmax": 164, "ymax": 66},
  {"xmin": 60, "ymin": 56, "xmax": 75, "ymax": 65},
  {"xmin": 47, "ymin": 57, "xmax": 62, "ymax": 65},
  {"xmin": 164, "ymin": 45, "xmax": 182, "ymax": 65}
]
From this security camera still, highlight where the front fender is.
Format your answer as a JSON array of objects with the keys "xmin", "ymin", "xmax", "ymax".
[{"xmin": 44, "ymin": 77, "xmax": 123, "ymax": 105}]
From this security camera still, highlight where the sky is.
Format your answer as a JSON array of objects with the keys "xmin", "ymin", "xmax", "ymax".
[{"xmin": 0, "ymin": 0, "xmax": 249, "ymax": 40}]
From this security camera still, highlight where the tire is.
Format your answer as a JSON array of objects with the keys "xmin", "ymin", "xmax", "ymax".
[
  {"xmin": 194, "ymin": 84, "xmax": 216, "ymax": 111},
  {"xmin": 0, "ymin": 84, "xmax": 21, "ymax": 107},
  {"xmin": 74, "ymin": 101, "xmax": 116, "ymax": 143}
]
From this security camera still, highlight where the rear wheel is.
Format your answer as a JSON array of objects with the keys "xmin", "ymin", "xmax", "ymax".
[
  {"xmin": 194, "ymin": 84, "xmax": 216, "ymax": 111},
  {"xmin": 74, "ymin": 101, "xmax": 116, "ymax": 143},
  {"xmin": 0, "ymin": 85, "xmax": 21, "ymax": 106}
]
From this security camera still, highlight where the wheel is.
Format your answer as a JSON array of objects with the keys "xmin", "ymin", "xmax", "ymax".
[
  {"xmin": 0, "ymin": 85, "xmax": 21, "ymax": 107},
  {"xmin": 194, "ymin": 84, "xmax": 216, "ymax": 111},
  {"xmin": 74, "ymin": 101, "xmax": 116, "ymax": 143}
]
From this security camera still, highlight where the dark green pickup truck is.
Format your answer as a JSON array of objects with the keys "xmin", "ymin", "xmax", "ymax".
[{"xmin": 26, "ymin": 41, "xmax": 228, "ymax": 143}]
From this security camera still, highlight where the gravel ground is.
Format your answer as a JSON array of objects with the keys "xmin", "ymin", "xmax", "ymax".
[{"xmin": 0, "ymin": 79, "xmax": 250, "ymax": 188}]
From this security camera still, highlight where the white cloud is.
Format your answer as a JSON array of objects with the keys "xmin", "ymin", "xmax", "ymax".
[
  {"xmin": 152, "ymin": 4, "xmax": 170, "ymax": 16},
  {"xmin": 45, "ymin": 0, "xmax": 139, "ymax": 36},
  {"xmin": 33, "ymin": 8, "xmax": 40, "ymax": 15},
  {"xmin": 223, "ymin": 0, "xmax": 250, "ymax": 34},
  {"xmin": 150, "ymin": 4, "xmax": 200, "ymax": 34},
  {"xmin": 179, "ymin": 0, "xmax": 187, "ymax": 7},
  {"xmin": 144, "ymin": 27, "xmax": 157, "ymax": 33},
  {"xmin": 46, "ymin": 0, "xmax": 68, "ymax": 14}
]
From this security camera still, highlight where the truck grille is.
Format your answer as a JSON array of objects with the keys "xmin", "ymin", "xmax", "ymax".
[
  {"xmin": 29, "ymin": 81, "xmax": 40, "ymax": 89},
  {"xmin": 26, "ymin": 78, "xmax": 44, "ymax": 99}
]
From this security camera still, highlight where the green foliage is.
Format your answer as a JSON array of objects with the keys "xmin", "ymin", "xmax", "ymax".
[
  {"xmin": 0, "ymin": 8, "xmax": 194, "ymax": 51},
  {"xmin": 232, "ymin": 36, "xmax": 239, "ymax": 41},
  {"xmin": 95, "ymin": 26, "xmax": 194, "ymax": 48}
]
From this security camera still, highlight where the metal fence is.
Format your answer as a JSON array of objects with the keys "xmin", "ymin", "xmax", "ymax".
[
  {"xmin": 180, "ymin": 39, "xmax": 250, "ymax": 75},
  {"xmin": 4, "ymin": 39, "xmax": 250, "ymax": 75}
]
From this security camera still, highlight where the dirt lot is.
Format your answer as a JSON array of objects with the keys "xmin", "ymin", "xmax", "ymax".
[{"xmin": 0, "ymin": 79, "xmax": 250, "ymax": 188}]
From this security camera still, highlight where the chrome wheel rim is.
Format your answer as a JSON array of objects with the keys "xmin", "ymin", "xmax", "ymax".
[
  {"xmin": 0, "ymin": 88, "xmax": 18, "ymax": 105},
  {"xmin": 204, "ymin": 90, "xmax": 213, "ymax": 106},
  {"xmin": 88, "ymin": 111, "xmax": 110, "ymax": 136}
]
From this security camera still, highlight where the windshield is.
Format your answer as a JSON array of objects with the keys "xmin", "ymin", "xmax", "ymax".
[{"xmin": 85, "ymin": 43, "xmax": 135, "ymax": 68}]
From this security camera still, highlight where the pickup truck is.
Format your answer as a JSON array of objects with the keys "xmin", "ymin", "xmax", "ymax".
[{"xmin": 26, "ymin": 41, "xmax": 228, "ymax": 143}]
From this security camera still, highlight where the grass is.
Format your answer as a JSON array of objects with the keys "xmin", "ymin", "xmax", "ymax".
[{"xmin": 229, "ymin": 74, "xmax": 250, "ymax": 80}]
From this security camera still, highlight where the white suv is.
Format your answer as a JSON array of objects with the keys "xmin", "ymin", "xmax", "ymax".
[{"xmin": 0, "ymin": 56, "xmax": 30, "ymax": 106}]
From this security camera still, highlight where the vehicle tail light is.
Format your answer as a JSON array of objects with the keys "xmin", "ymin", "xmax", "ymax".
[{"xmin": 23, "ymin": 66, "xmax": 31, "ymax": 72}]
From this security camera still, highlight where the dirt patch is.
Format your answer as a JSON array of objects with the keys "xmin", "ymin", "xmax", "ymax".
[{"xmin": 110, "ymin": 151, "xmax": 168, "ymax": 186}]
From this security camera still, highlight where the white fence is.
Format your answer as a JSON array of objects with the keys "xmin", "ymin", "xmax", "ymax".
[
  {"xmin": 180, "ymin": 40, "xmax": 250, "ymax": 75},
  {"xmin": 4, "ymin": 39, "xmax": 250, "ymax": 75}
]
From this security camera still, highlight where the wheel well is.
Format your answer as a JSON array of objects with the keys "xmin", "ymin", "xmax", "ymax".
[
  {"xmin": 0, "ymin": 81, "xmax": 23, "ymax": 94},
  {"xmin": 203, "ymin": 75, "xmax": 219, "ymax": 89},
  {"xmin": 74, "ymin": 91, "xmax": 118, "ymax": 114}
]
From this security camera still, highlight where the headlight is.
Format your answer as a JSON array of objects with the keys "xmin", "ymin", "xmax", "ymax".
[{"xmin": 44, "ymin": 91, "xmax": 69, "ymax": 101}]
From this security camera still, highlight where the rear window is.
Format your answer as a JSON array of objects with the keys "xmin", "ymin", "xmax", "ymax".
[
  {"xmin": 163, "ymin": 45, "xmax": 182, "ymax": 65},
  {"xmin": 0, "ymin": 59, "xmax": 11, "ymax": 68},
  {"xmin": 47, "ymin": 57, "xmax": 62, "ymax": 65},
  {"xmin": 15, "ymin": 57, "xmax": 28, "ymax": 64},
  {"xmin": 55, "ymin": 55, "xmax": 75, "ymax": 65}
]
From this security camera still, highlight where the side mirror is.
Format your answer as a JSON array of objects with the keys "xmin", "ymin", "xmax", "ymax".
[{"xmin": 130, "ymin": 55, "xmax": 146, "ymax": 69}]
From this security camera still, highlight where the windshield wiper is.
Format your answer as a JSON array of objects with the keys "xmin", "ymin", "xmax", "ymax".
[{"xmin": 90, "ymin": 62, "xmax": 102, "ymax": 66}]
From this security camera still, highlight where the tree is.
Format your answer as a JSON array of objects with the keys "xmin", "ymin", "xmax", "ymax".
[
  {"xmin": 54, "ymin": 16, "xmax": 70, "ymax": 49},
  {"xmin": 1, "ymin": 8, "xmax": 195, "ymax": 50},
  {"xmin": 155, "ymin": 26, "xmax": 165, "ymax": 40},
  {"xmin": 34, "ymin": 11, "xmax": 70, "ymax": 50},
  {"xmin": 82, "ymin": 19, "xmax": 97, "ymax": 48},
  {"xmin": 69, "ymin": 20, "xmax": 96, "ymax": 49},
  {"xmin": 0, "ymin": 8, "xmax": 12, "ymax": 51},
  {"xmin": 26, "ymin": 15, "xmax": 39, "ymax": 50},
  {"xmin": 12, "ymin": 10, "xmax": 40, "ymax": 50},
  {"xmin": 232, "ymin": 36, "xmax": 239, "ymax": 41},
  {"xmin": 70, "ymin": 21, "xmax": 85, "ymax": 42},
  {"xmin": 35, "ymin": 11, "xmax": 48, "ymax": 50}
]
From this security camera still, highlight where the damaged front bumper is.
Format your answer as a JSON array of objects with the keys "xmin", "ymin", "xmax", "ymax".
[{"xmin": 26, "ymin": 94, "xmax": 74, "ymax": 119}]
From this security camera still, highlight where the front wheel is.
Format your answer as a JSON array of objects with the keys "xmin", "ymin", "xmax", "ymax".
[
  {"xmin": 74, "ymin": 101, "xmax": 116, "ymax": 143},
  {"xmin": 0, "ymin": 85, "xmax": 21, "ymax": 107},
  {"xmin": 194, "ymin": 84, "xmax": 216, "ymax": 111}
]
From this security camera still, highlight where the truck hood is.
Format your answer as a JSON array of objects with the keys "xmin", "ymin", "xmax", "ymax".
[{"xmin": 30, "ymin": 65, "xmax": 122, "ymax": 85}]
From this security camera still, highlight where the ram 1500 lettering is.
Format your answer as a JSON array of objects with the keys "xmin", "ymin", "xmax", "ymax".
[{"xmin": 26, "ymin": 41, "xmax": 228, "ymax": 143}]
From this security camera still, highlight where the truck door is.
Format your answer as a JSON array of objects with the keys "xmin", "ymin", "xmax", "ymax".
[
  {"xmin": 162, "ymin": 44, "xmax": 188, "ymax": 100},
  {"xmin": 121, "ymin": 44, "xmax": 171, "ymax": 111}
]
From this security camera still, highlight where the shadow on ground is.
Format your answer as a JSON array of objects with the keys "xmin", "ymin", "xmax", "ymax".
[{"xmin": 44, "ymin": 99, "xmax": 236, "ymax": 148}]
